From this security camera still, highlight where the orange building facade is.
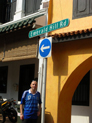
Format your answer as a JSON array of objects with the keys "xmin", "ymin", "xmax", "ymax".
[{"xmin": 45, "ymin": 0, "xmax": 92, "ymax": 123}]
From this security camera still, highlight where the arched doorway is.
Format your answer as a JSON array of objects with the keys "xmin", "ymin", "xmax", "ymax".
[
  {"xmin": 71, "ymin": 70, "xmax": 91, "ymax": 123},
  {"xmin": 57, "ymin": 56, "xmax": 92, "ymax": 123}
]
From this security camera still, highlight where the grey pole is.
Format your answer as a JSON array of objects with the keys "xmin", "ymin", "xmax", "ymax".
[
  {"xmin": 41, "ymin": 8, "xmax": 48, "ymax": 123},
  {"xmin": 41, "ymin": 58, "xmax": 47, "ymax": 123}
]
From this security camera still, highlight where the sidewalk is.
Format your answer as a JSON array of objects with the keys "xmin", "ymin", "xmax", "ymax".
[
  {"xmin": 4, "ymin": 118, "xmax": 10, "ymax": 123},
  {"xmin": 0, "ymin": 117, "xmax": 9, "ymax": 123},
  {"xmin": 0, "ymin": 115, "xmax": 10, "ymax": 123},
  {"xmin": 0, "ymin": 114, "xmax": 17, "ymax": 123},
  {"xmin": 0, "ymin": 118, "xmax": 17, "ymax": 123}
]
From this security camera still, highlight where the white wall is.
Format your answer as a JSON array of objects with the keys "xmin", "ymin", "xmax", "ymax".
[
  {"xmin": 0, "ymin": 58, "xmax": 38, "ymax": 103},
  {"xmin": 71, "ymin": 69, "xmax": 92, "ymax": 123}
]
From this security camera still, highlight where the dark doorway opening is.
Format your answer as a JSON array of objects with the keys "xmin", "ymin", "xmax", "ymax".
[
  {"xmin": 18, "ymin": 64, "xmax": 35, "ymax": 101},
  {"xmin": 0, "ymin": 66, "xmax": 8, "ymax": 93},
  {"xmin": 72, "ymin": 71, "xmax": 90, "ymax": 106}
]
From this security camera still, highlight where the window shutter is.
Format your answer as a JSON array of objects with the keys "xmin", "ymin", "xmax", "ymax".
[
  {"xmin": 34, "ymin": 0, "xmax": 41, "ymax": 12},
  {"xmin": 78, "ymin": 0, "xmax": 86, "ymax": 12},
  {"xmin": 10, "ymin": 0, "xmax": 16, "ymax": 21},
  {"xmin": 0, "ymin": 43, "xmax": 4, "ymax": 61},
  {"xmin": 0, "ymin": 0, "xmax": 7, "ymax": 23},
  {"xmin": 5, "ymin": 0, "xmax": 11, "ymax": 22},
  {"xmin": 25, "ymin": 0, "xmax": 34, "ymax": 15},
  {"xmin": 90, "ymin": 0, "xmax": 92, "ymax": 13},
  {"xmin": 2, "ymin": 37, "xmax": 38, "ymax": 62},
  {"xmin": 73, "ymin": 0, "xmax": 89, "ymax": 19}
]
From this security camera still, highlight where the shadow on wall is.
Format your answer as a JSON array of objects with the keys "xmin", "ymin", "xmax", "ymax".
[
  {"xmin": 52, "ymin": 42, "xmax": 68, "ymax": 76},
  {"xmin": 45, "ymin": 111, "xmax": 54, "ymax": 123},
  {"xmin": 52, "ymin": 38, "xmax": 92, "ymax": 76},
  {"xmin": 37, "ymin": 111, "xmax": 54, "ymax": 123}
]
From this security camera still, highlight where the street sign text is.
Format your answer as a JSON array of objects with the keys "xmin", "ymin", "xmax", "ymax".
[{"xmin": 29, "ymin": 18, "xmax": 69, "ymax": 38}]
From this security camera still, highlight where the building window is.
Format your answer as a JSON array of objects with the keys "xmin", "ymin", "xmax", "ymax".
[
  {"xmin": 73, "ymin": 0, "xmax": 92, "ymax": 19},
  {"xmin": 0, "ymin": 0, "xmax": 16, "ymax": 24},
  {"xmin": 10, "ymin": 0, "xmax": 16, "ymax": 21},
  {"xmin": 0, "ymin": 66, "xmax": 8, "ymax": 93},
  {"xmin": 72, "ymin": 71, "xmax": 90, "ymax": 106},
  {"xmin": 25, "ymin": 0, "xmax": 41, "ymax": 15}
]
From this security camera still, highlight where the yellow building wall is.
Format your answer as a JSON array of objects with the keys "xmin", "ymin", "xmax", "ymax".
[
  {"xmin": 45, "ymin": 0, "xmax": 92, "ymax": 123},
  {"xmin": 48, "ymin": 0, "xmax": 92, "ymax": 34},
  {"xmin": 45, "ymin": 38, "xmax": 92, "ymax": 123}
]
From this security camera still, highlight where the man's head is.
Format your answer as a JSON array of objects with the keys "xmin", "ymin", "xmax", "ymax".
[{"xmin": 30, "ymin": 79, "xmax": 38, "ymax": 92}]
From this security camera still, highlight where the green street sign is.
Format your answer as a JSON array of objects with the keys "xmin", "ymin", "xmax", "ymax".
[{"xmin": 29, "ymin": 18, "xmax": 69, "ymax": 38}]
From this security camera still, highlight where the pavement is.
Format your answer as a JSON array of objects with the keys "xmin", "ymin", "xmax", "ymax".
[
  {"xmin": 0, "ymin": 115, "xmax": 10, "ymax": 123},
  {"xmin": 0, "ymin": 114, "xmax": 17, "ymax": 123},
  {"xmin": 3, "ymin": 118, "xmax": 10, "ymax": 123},
  {"xmin": 0, "ymin": 116, "xmax": 9, "ymax": 123},
  {"xmin": 0, "ymin": 118, "xmax": 17, "ymax": 123}
]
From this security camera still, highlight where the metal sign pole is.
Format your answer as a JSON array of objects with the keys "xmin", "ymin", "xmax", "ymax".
[
  {"xmin": 41, "ymin": 8, "xmax": 48, "ymax": 123},
  {"xmin": 41, "ymin": 58, "xmax": 47, "ymax": 123}
]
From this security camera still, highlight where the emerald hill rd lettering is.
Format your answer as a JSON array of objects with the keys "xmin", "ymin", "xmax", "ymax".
[{"xmin": 28, "ymin": 18, "xmax": 69, "ymax": 38}]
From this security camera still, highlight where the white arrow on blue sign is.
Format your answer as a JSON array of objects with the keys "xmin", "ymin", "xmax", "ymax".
[{"xmin": 38, "ymin": 37, "xmax": 52, "ymax": 59}]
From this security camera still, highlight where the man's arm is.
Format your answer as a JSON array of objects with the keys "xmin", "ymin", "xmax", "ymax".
[
  {"xmin": 37, "ymin": 104, "xmax": 41, "ymax": 116},
  {"xmin": 20, "ymin": 104, "xmax": 24, "ymax": 120}
]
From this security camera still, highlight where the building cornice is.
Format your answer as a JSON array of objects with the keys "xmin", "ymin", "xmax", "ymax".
[
  {"xmin": 50, "ymin": 28, "xmax": 92, "ymax": 43},
  {"xmin": 0, "ymin": 8, "xmax": 47, "ymax": 28},
  {"xmin": 0, "ymin": 8, "xmax": 47, "ymax": 33}
]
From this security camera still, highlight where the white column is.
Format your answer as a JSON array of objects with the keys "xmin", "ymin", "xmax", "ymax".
[{"xmin": 14, "ymin": 0, "xmax": 25, "ymax": 20}]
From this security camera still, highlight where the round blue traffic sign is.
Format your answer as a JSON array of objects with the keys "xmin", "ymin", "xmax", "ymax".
[{"xmin": 39, "ymin": 38, "xmax": 51, "ymax": 58}]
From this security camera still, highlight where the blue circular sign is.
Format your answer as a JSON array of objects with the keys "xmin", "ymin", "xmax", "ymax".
[{"xmin": 39, "ymin": 38, "xmax": 51, "ymax": 58}]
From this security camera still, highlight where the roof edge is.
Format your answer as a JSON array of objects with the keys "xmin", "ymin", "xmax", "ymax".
[{"xmin": 0, "ymin": 8, "xmax": 47, "ymax": 28}]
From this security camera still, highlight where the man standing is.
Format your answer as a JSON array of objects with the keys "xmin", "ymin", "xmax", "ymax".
[{"xmin": 20, "ymin": 79, "xmax": 41, "ymax": 123}]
